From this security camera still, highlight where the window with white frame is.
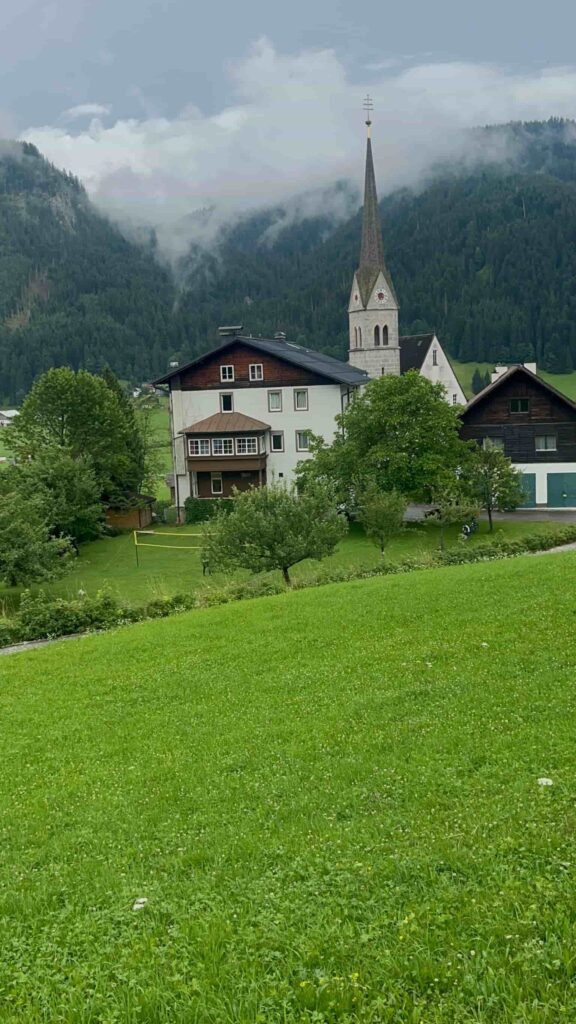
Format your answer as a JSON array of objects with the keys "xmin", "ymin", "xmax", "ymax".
[
  {"xmin": 268, "ymin": 390, "xmax": 282, "ymax": 412},
  {"xmin": 220, "ymin": 365, "xmax": 234, "ymax": 382},
  {"xmin": 535, "ymin": 434, "xmax": 557, "ymax": 452},
  {"xmin": 211, "ymin": 473, "xmax": 223, "ymax": 495},
  {"xmin": 452, "ymin": 393, "xmax": 458, "ymax": 404},
  {"xmin": 212, "ymin": 437, "xmax": 234, "ymax": 456},
  {"xmin": 188, "ymin": 438, "xmax": 210, "ymax": 456},
  {"xmin": 220, "ymin": 393, "xmax": 233, "ymax": 413},
  {"xmin": 249, "ymin": 363, "xmax": 264, "ymax": 381},
  {"xmin": 482, "ymin": 437, "xmax": 504, "ymax": 451},
  {"xmin": 294, "ymin": 389, "xmax": 308, "ymax": 411},
  {"xmin": 236, "ymin": 436, "xmax": 258, "ymax": 455},
  {"xmin": 270, "ymin": 431, "xmax": 284, "ymax": 452},
  {"xmin": 295, "ymin": 430, "xmax": 310, "ymax": 452}
]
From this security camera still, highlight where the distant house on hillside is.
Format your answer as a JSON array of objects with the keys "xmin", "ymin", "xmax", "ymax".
[
  {"xmin": 461, "ymin": 363, "xmax": 576, "ymax": 508},
  {"xmin": 0, "ymin": 409, "xmax": 18, "ymax": 427}
]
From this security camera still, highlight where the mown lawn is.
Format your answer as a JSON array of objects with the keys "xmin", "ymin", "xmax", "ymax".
[
  {"xmin": 2, "ymin": 553, "xmax": 576, "ymax": 1022},
  {"xmin": 0, "ymin": 518, "xmax": 563, "ymax": 613}
]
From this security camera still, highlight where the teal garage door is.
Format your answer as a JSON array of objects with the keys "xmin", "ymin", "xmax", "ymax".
[
  {"xmin": 520, "ymin": 473, "xmax": 536, "ymax": 508},
  {"xmin": 547, "ymin": 473, "xmax": 576, "ymax": 508}
]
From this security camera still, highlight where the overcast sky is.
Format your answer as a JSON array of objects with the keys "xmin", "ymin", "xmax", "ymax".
[{"xmin": 3, "ymin": 0, "xmax": 576, "ymax": 252}]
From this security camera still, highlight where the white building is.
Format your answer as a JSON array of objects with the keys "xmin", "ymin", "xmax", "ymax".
[
  {"xmin": 0, "ymin": 409, "xmax": 18, "ymax": 427},
  {"xmin": 155, "ymin": 332, "xmax": 368, "ymax": 505}
]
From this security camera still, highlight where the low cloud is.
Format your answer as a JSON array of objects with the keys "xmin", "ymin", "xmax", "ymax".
[
  {"xmin": 20, "ymin": 39, "xmax": 576, "ymax": 260},
  {"xmin": 61, "ymin": 103, "xmax": 111, "ymax": 122}
]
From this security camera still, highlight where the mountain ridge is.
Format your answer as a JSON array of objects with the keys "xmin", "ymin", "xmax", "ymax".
[{"xmin": 1, "ymin": 120, "xmax": 576, "ymax": 402}]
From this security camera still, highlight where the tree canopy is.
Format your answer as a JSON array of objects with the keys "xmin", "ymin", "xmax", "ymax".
[
  {"xmin": 8, "ymin": 367, "xmax": 146, "ymax": 505},
  {"xmin": 202, "ymin": 483, "xmax": 347, "ymax": 584},
  {"xmin": 299, "ymin": 372, "xmax": 471, "ymax": 505}
]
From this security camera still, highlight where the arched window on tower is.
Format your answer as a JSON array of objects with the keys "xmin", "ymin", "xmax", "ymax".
[
  {"xmin": 374, "ymin": 325, "xmax": 380, "ymax": 347},
  {"xmin": 358, "ymin": 327, "xmax": 362, "ymax": 346},
  {"xmin": 354, "ymin": 326, "xmax": 358, "ymax": 348},
  {"xmin": 382, "ymin": 325, "xmax": 389, "ymax": 346}
]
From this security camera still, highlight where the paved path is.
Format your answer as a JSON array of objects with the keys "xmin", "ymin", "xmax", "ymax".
[
  {"xmin": 532, "ymin": 541, "xmax": 576, "ymax": 555},
  {"xmin": 0, "ymin": 633, "xmax": 86, "ymax": 657}
]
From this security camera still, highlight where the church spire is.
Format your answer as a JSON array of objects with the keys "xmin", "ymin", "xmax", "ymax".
[
  {"xmin": 347, "ymin": 97, "xmax": 400, "ymax": 378},
  {"xmin": 356, "ymin": 97, "xmax": 397, "ymax": 307}
]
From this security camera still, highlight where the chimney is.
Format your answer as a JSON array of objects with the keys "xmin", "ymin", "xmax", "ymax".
[
  {"xmin": 274, "ymin": 331, "xmax": 287, "ymax": 341},
  {"xmin": 491, "ymin": 365, "xmax": 508, "ymax": 383}
]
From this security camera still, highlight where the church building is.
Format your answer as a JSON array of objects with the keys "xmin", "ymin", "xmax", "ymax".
[
  {"xmin": 347, "ymin": 105, "xmax": 465, "ymax": 404},
  {"xmin": 155, "ymin": 111, "xmax": 465, "ymax": 506}
]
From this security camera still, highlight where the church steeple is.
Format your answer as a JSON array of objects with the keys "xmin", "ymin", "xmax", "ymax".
[{"xmin": 348, "ymin": 97, "xmax": 400, "ymax": 378}]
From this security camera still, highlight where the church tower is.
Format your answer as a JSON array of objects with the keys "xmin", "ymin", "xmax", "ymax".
[{"xmin": 348, "ymin": 99, "xmax": 400, "ymax": 377}]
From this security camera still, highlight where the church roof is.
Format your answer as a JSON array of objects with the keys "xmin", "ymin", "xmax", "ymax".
[
  {"xmin": 153, "ymin": 336, "xmax": 370, "ymax": 388},
  {"xmin": 356, "ymin": 136, "xmax": 398, "ymax": 307},
  {"xmin": 399, "ymin": 333, "xmax": 435, "ymax": 372},
  {"xmin": 180, "ymin": 411, "xmax": 270, "ymax": 434}
]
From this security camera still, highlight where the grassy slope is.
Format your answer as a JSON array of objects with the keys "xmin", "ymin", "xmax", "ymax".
[
  {"xmin": 452, "ymin": 359, "xmax": 576, "ymax": 400},
  {"xmin": 0, "ymin": 519, "xmax": 562, "ymax": 612},
  {"xmin": 2, "ymin": 554, "xmax": 576, "ymax": 1022}
]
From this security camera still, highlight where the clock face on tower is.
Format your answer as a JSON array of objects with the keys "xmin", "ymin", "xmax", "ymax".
[{"xmin": 375, "ymin": 288, "xmax": 388, "ymax": 304}]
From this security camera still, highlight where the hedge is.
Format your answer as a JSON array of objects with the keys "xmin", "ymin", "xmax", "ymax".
[
  {"xmin": 1, "ymin": 526, "xmax": 575, "ymax": 650},
  {"xmin": 184, "ymin": 497, "xmax": 234, "ymax": 523}
]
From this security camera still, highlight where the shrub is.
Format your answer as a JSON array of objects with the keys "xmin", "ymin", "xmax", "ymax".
[
  {"xmin": 153, "ymin": 499, "xmax": 172, "ymax": 522},
  {"xmin": 17, "ymin": 589, "xmax": 125, "ymax": 642},
  {"xmin": 184, "ymin": 497, "xmax": 234, "ymax": 523}
]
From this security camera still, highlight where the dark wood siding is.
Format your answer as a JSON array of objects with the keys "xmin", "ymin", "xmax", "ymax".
[
  {"xmin": 178, "ymin": 343, "xmax": 328, "ymax": 390},
  {"xmin": 461, "ymin": 371, "xmax": 576, "ymax": 463}
]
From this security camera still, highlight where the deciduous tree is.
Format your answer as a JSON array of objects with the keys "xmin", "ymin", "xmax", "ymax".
[
  {"xmin": 466, "ymin": 443, "xmax": 525, "ymax": 531},
  {"xmin": 298, "ymin": 372, "xmax": 472, "ymax": 506},
  {"xmin": 359, "ymin": 485, "xmax": 406, "ymax": 554},
  {"xmin": 0, "ymin": 492, "xmax": 72, "ymax": 587},
  {"xmin": 202, "ymin": 483, "xmax": 347, "ymax": 585}
]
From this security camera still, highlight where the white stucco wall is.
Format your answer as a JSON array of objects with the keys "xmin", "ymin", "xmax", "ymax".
[
  {"xmin": 514, "ymin": 461, "xmax": 576, "ymax": 506},
  {"xmin": 170, "ymin": 382, "xmax": 347, "ymax": 501},
  {"xmin": 418, "ymin": 337, "xmax": 466, "ymax": 405}
]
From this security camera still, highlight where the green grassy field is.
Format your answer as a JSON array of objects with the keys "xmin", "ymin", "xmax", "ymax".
[
  {"xmin": 451, "ymin": 359, "xmax": 576, "ymax": 401},
  {"xmin": 0, "ymin": 518, "xmax": 562, "ymax": 613},
  {"xmin": 2, "ymin": 553, "xmax": 576, "ymax": 1022}
]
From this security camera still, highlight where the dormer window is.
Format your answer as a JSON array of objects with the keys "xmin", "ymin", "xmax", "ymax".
[
  {"xmin": 220, "ymin": 365, "xmax": 234, "ymax": 382},
  {"xmin": 249, "ymin": 363, "xmax": 264, "ymax": 381}
]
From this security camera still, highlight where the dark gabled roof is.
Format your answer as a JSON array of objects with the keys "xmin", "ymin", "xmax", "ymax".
[
  {"xmin": 180, "ymin": 412, "xmax": 270, "ymax": 434},
  {"xmin": 152, "ymin": 335, "xmax": 370, "ymax": 387},
  {"xmin": 462, "ymin": 363, "xmax": 576, "ymax": 415},
  {"xmin": 399, "ymin": 333, "xmax": 435, "ymax": 373}
]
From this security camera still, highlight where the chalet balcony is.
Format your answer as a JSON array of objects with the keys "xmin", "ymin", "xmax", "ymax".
[{"xmin": 181, "ymin": 411, "xmax": 269, "ymax": 492}]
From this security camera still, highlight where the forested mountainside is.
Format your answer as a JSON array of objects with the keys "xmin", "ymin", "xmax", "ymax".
[
  {"xmin": 0, "ymin": 142, "xmax": 181, "ymax": 402},
  {"xmin": 1, "ymin": 121, "xmax": 576, "ymax": 403},
  {"xmin": 176, "ymin": 120, "xmax": 576, "ymax": 373}
]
